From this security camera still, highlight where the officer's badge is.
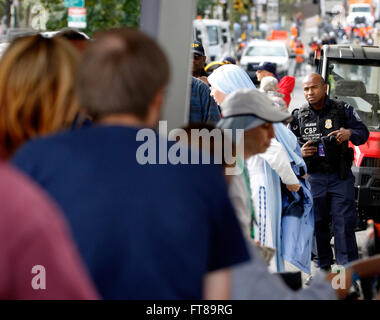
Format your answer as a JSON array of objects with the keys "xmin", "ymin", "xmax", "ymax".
[{"xmin": 325, "ymin": 119, "xmax": 333, "ymax": 129}]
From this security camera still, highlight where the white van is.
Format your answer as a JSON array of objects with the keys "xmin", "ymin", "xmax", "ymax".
[
  {"xmin": 193, "ymin": 19, "xmax": 233, "ymax": 63},
  {"xmin": 347, "ymin": 3, "xmax": 375, "ymax": 26}
]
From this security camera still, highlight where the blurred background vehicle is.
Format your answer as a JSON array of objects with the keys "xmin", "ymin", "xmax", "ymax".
[
  {"xmin": 193, "ymin": 18, "xmax": 233, "ymax": 63},
  {"xmin": 347, "ymin": 2, "xmax": 375, "ymax": 26},
  {"xmin": 239, "ymin": 39, "xmax": 292, "ymax": 84}
]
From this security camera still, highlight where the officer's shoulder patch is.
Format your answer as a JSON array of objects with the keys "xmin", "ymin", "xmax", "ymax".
[
  {"xmin": 289, "ymin": 109, "xmax": 300, "ymax": 132},
  {"xmin": 343, "ymin": 103, "xmax": 351, "ymax": 109},
  {"xmin": 332, "ymin": 99, "xmax": 347, "ymax": 109},
  {"xmin": 291, "ymin": 108, "xmax": 299, "ymax": 116},
  {"xmin": 299, "ymin": 106, "xmax": 311, "ymax": 118},
  {"xmin": 352, "ymin": 109, "xmax": 362, "ymax": 121}
]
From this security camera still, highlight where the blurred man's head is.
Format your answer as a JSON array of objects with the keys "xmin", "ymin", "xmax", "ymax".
[
  {"xmin": 76, "ymin": 28, "xmax": 170, "ymax": 128},
  {"xmin": 192, "ymin": 40, "xmax": 206, "ymax": 77}
]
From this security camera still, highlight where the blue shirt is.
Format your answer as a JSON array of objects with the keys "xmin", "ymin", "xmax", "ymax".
[
  {"xmin": 190, "ymin": 77, "xmax": 221, "ymax": 124},
  {"xmin": 12, "ymin": 125, "xmax": 248, "ymax": 299}
]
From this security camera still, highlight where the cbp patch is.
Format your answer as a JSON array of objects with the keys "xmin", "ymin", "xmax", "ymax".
[{"xmin": 325, "ymin": 119, "xmax": 333, "ymax": 129}]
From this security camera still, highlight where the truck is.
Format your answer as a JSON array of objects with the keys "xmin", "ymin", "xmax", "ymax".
[
  {"xmin": 346, "ymin": 0, "xmax": 376, "ymax": 26},
  {"xmin": 193, "ymin": 19, "xmax": 233, "ymax": 63},
  {"xmin": 316, "ymin": 44, "xmax": 380, "ymax": 229}
]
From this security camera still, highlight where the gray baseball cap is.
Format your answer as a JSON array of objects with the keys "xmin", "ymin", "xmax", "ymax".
[{"xmin": 217, "ymin": 88, "xmax": 292, "ymax": 131}]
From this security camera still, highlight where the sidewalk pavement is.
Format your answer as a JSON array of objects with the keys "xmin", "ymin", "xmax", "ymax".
[{"xmin": 284, "ymin": 230, "xmax": 367, "ymax": 287}]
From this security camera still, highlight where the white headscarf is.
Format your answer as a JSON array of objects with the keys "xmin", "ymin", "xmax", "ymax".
[{"xmin": 207, "ymin": 64, "xmax": 256, "ymax": 94}]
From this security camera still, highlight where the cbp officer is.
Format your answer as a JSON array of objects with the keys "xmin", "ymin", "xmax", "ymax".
[{"xmin": 290, "ymin": 73, "xmax": 369, "ymax": 271}]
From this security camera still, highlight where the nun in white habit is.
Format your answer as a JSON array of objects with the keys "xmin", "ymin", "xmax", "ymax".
[{"xmin": 208, "ymin": 64, "xmax": 301, "ymax": 273}]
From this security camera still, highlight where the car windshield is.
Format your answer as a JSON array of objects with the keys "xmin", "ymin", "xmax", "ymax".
[
  {"xmin": 352, "ymin": 7, "xmax": 371, "ymax": 13},
  {"xmin": 327, "ymin": 61, "xmax": 380, "ymax": 131},
  {"xmin": 207, "ymin": 26, "xmax": 219, "ymax": 46},
  {"xmin": 245, "ymin": 45, "xmax": 286, "ymax": 57}
]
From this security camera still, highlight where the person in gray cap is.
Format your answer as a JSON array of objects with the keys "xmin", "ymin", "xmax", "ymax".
[
  {"xmin": 217, "ymin": 88, "xmax": 380, "ymax": 300},
  {"xmin": 217, "ymin": 88, "xmax": 290, "ymax": 155},
  {"xmin": 217, "ymin": 88, "xmax": 295, "ymax": 250},
  {"xmin": 217, "ymin": 84, "xmax": 302, "ymax": 274}
]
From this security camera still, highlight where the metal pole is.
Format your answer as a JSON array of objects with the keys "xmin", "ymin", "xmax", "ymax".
[
  {"xmin": 13, "ymin": 0, "xmax": 19, "ymax": 28},
  {"xmin": 228, "ymin": 0, "xmax": 234, "ymax": 36},
  {"xmin": 140, "ymin": 0, "xmax": 197, "ymax": 130}
]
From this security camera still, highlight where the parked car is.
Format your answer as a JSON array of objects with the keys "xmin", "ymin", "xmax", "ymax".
[{"xmin": 239, "ymin": 40, "xmax": 293, "ymax": 84}]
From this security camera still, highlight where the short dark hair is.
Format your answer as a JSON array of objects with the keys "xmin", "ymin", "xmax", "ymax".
[{"xmin": 76, "ymin": 28, "xmax": 170, "ymax": 120}]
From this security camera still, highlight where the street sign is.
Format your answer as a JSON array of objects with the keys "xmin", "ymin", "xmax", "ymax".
[
  {"xmin": 68, "ymin": 7, "xmax": 87, "ymax": 29},
  {"xmin": 64, "ymin": 0, "xmax": 85, "ymax": 8},
  {"xmin": 257, "ymin": 4, "xmax": 263, "ymax": 18},
  {"xmin": 250, "ymin": 7, "xmax": 256, "ymax": 20},
  {"xmin": 267, "ymin": 0, "xmax": 279, "ymax": 23}
]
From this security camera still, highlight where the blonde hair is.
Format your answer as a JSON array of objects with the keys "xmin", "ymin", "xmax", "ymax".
[{"xmin": 0, "ymin": 34, "xmax": 80, "ymax": 159}]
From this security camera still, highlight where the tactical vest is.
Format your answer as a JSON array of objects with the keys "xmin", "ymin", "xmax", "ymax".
[{"xmin": 294, "ymin": 99, "xmax": 352, "ymax": 175}]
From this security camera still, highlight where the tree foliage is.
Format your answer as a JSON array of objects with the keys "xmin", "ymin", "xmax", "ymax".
[
  {"xmin": 39, "ymin": 0, "xmax": 141, "ymax": 37},
  {"xmin": 197, "ymin": 0, "xmax": 216, "ymax": 16},
  {"xmin": 0, "ymin": 0, "xmax": 12, "ymax": 26},
  {"xmin": 196, "ymin": 0, "xmax": 313, "ymax": 23}
]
